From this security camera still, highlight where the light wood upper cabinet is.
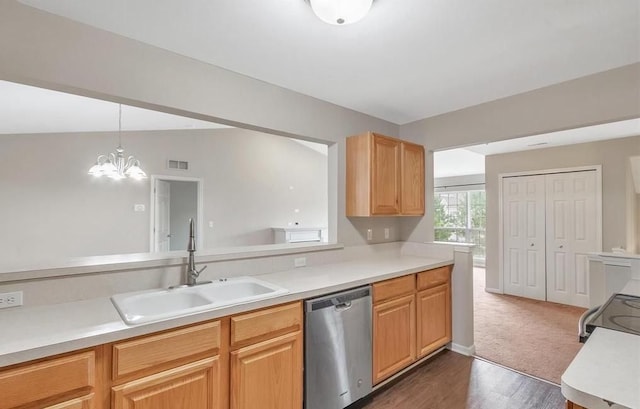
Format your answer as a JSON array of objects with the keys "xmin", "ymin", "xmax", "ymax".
[
  {"xmin": 229, "ymin": 302, "xmax": 303, "ymax": 409},
  {"xmin": 346, "ymin": 132, "xmax": 425, "ymax": 217},
  {"xmin": 400, "ymin": 142, "xmax": 425, "ymax": 215},
  {"xmin": 371, "ymin": 135, "xmax": 401, "ymax": 215}
]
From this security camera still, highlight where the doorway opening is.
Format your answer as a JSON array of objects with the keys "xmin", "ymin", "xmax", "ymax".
[
  {"xmin": 150, "ymin": 175, "xmax": 203, "ymax": 252},
  {"xmin": 433, "ymin": 149, "xmax": 486, "ymax": 267}
]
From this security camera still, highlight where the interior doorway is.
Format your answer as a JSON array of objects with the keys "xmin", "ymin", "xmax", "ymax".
[{"xmin": 150, "ymin": 175, "xmax": 203, "ymax": 252}]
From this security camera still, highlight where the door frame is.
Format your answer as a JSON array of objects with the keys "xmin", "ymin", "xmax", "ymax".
[
  {"xmin": 149, "ymin": 175, "xmax": 204, "ymax": 252},
  {"xmin": 497, "ymin": 165, "xmax": 602, "ymax": 295}
]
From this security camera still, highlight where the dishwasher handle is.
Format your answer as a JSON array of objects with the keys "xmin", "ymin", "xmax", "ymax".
[
  {"xmin": 332, "ymin": 300, "xmax": 352, "ymax": 311},
  {"xmin": 305, "ymin": 286, "xmax": 371, "ymax": 312}
]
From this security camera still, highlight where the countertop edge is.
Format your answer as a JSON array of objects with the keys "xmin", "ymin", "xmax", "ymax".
[
  {"xmin": 561, "ymin": 328, "xmax": 640, "ymax": 409},
  {"xmin": 0, "ymin": 256, "xmax": 454, "ymax": 368}
]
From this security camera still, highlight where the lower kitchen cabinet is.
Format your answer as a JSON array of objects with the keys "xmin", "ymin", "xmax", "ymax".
[
  {"xmin": 112, "ymin": 357, "xmax": 219, "ymax": 409},
  {"xmin": 372, "ymin": 293, "xmax": 416, "ymax": 384},
  {"xmin": 230, "ymin": 331, "xmax": 302, "ymax": 409},
  {"xmin": 416, "ymin": 282, "xmax": 451, "ymax": 358},
  {"xmin": 45, "ymin": 394, "xmax": 94, "ymax": 409},
  {"xmin": 0, "ymin": 349, "xmax": 98, "ymax": 409},
  {"xmin": 372, "ymin": 266, "xmax": 453, "ymax": 385},
  {"xmin": 229, "ymin": 301, "xmax": 303, "ymax": 409}
]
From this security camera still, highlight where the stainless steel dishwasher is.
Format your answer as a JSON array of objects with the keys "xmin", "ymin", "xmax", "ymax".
[{"xmin": 304, "ymin": 285, "xmax": 372, "ymax": 409}]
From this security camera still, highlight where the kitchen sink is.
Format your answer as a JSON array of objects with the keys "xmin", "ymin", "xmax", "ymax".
[{"xmin": 111, "ymin": 276, "xmax": 289, "ymax": 325}]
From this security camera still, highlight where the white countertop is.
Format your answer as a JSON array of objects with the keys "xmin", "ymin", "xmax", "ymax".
[
  {"xmin": 561, "ymin": 328, "xmax": 640, "ymax": 409},
  {"xmin": 621, "ymin": 279, "xmax": 640, "ymax": 296},
  {"xmin": 590, "ymin": 252, "xmax": 640, "ymax": 261},
  {"xmin": 0, "ymin": 254, "xmax": 452, "ymax": 367},
  {"xmin": 561, "ymin": 278, "xmax": 640, "ymax": 409}
]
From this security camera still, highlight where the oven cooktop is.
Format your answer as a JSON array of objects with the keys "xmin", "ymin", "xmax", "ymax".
[{"xmin": 586, "ymin": 293, "xmax": 640, "ymax": 336}]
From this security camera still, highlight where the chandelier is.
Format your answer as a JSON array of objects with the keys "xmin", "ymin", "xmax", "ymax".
[{"xmin": 88, "ymin": 104, "xmax": 147, "ymax": 180}]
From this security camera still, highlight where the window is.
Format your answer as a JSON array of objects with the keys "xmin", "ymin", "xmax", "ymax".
[{"xmin": 434, "ymin": 190, "xmax": 486, "ymax": 263}]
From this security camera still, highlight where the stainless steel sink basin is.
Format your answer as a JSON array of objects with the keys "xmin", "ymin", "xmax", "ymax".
[{"xmin": 111, "ymin": 276, "xmax": 289, "ymax": 325}]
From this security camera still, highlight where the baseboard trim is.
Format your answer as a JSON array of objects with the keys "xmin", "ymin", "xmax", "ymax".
[
  {"xmin": 485, "ymin": 287, "xmax": 502, "ymax": 294},
  {"xmin": 372, "ymin": 346, "xmax": 447, "ymax": 391},
  {"xmin": 449, "ymin": 343, "xmax": 476, "ymax": 356}
]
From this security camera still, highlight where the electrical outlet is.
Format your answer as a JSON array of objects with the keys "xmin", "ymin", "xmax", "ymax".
[
  {"xmin": 367, "ymin": 229, "xmax": 373, "ymax": 241},
  {"xmin": 0, "ymin": 291, "xmax": 23, "ymax": 309},
  {"xmin": 294, "ymin": 257, "xmax": 307, "ymax": 268},
  {"xmin": 384, "ymin": 228, "xmax": 390, "ymax": 239}
]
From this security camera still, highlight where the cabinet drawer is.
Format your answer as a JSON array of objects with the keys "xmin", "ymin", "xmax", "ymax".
[
  {"xmin": 113, "ymin": 320, "xmax": 220, "ymax": 381},
  {"xmin": 0, "ymin": 351, "xmax": 95, "ymax": 409},
  {"xmin": 417, "ymin": 266, "xmax": 451, "ymax": 290},
  {"xmin": 231, "ymin": 302, "xmax": 302, "ymax": 349},
  {"xmin": 373, "ymin": 275, "xmax": 415, "ymax": 303},
  {"xmin": 45, "ymin": 394, "xmax": 94, "ymax": 409}
]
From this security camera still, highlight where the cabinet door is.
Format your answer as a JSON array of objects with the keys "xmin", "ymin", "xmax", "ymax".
[
  {"xmin": 371, "ymin": 134, "xmax": 401, "ymax": 215},
  {"xmin": 416, "ymin": 283, "xmax": 451, "ymax": 359},
  {"xmin": 45, "ymin": 394, "xmax": 94, "ymax": 409},
  {"xmin": 400, "ymin": 142, "xmax": 424, "ymax": 215},
  {"xmin": 112, "ymin": 357, "xmax": 219, "ymax": 409},
  {"xmin": 230, "ymin": 331, "xmax": 302, "ymax": 409},
  {"xmin": 373, "ymin": 294, "xmax": 416, "ymax": 384}
]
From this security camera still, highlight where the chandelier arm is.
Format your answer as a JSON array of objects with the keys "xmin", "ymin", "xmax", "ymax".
[
  {"xmin": 125, "ymin": 156, "xmax": 136, "ymax": 170},
  {"xmin": 96, "ymin": 154, "xmax": 108, "ymax": 164}
]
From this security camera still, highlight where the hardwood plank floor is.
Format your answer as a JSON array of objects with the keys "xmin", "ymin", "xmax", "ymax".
[{"xmin": 362, "ymin": 350, "xmax": 566, "ymax": 409}]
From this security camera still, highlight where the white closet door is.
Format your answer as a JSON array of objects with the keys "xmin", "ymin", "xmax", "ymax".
[
  {"xmin": 545, "ymin": 171, "xmax": 597, "ymax": 307},
  {"xmin": 503, "ymin": 175, "xmax": 546, "ymax": 300}
]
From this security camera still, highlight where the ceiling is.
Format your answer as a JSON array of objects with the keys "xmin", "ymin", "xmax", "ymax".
[
  {"xmin": 0, "ymin": 80, "xmax": 227, "ymax": 134},
  {"xmin": 434, "ymin": 119, "xmax": 640, "ymax": 178},
  {"xmin": 465, "ymin": 118, "xmax": 640, "ymax": 156},
  {"xmin": 18, "ymin": 0, "xmax": 640, "ymax": 124}
]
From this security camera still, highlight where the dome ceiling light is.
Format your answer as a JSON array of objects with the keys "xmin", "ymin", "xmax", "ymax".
[{"xmin": 309, "ymin": 0, "xmax": 373, "ymax": 25}]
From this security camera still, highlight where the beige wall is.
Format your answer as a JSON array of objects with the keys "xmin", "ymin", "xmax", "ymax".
[
  {"xmin": 1, "ymin": 1, "xmax": 639, "ymax": 268},
  {"xmin": 484, "ymin": 135, "xmax": 640, "ymax": 290},
  {"xmin": 0, "ymin": 127, "xmax": 329, "ymax": 267},
  {"xmin": 399, "ymin": 64, "xmax": 640, "ymax": 244},
  {"xmin": 0, "ymin": 0, "xmax": 402, "ymax": 251}
]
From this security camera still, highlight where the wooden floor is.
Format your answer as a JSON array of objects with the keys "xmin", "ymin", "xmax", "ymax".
[{"xmin": 361, "ymin": 351, "xmax": 566, "ymax": 409}]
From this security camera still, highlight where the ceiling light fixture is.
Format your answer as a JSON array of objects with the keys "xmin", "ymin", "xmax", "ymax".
[
  {"xmin": 309, "ymin": 0, "xmax": 373, "ymax": 25},
  {"xmin": 88, "ymin": 104, "xmax": 147, "ymax": 180}
]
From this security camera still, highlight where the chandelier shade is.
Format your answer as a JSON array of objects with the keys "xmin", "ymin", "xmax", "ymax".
[
  {"xmin": 88, "ymin": 105, "xmax": 147, "ymax": 180},
  {"xmin": 309, "ymin": 0, "xmax": 373, "ymax": 25}
]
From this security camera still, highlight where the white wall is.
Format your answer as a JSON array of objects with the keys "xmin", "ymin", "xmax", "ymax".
[
  {"xmin": 0, "ymin": 127, "xmax": 329, "ymax": 266},
  {"xmin": 0, "ymin": 0, "xmax": 404, "ymax": 255},
  {"xmin": 484, "ymin": 135, "xmax": 640, "ymax": 290}
]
